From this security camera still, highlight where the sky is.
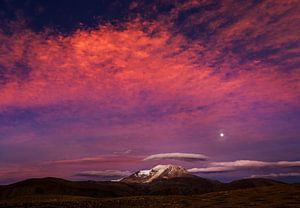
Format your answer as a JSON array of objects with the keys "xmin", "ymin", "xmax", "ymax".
[{"xmin": 0, "ymin": 0, "xmax": 299, "ymax": 184}]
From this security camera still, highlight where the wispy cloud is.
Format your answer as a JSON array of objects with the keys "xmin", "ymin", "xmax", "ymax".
[
  {"xmin": 47, "ymin": 156, "xmax": 107, "ymax": 164},
  {"xmin": 189, "ymin": 160, "xmax": 300, "ymax": 173},
  {"xmin": 188, "ymin": 166, "xmax": 235, "ymax": 173},
  {"xmin": 46, "ymin": 155, "xmax": 141, "ymax": 165},
  {"xmin": 211, "ymin": 160, "xmax": 300, "ymax": 168},
  {"xmin": 143, "ymin": 153, "xmax": 208, "ymax": 162},
  {"xmin": 75, "ymin": 170, "xmax": 132, "ymax": 178},
  {"xmin": 249, "ymin": 172, "xmax": 300, "ymax": 178}
]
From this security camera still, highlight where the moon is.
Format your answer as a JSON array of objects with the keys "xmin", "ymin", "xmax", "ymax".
[{"xmin": 220, "ymin": 133, "xmax": 224, "ymax": 137}]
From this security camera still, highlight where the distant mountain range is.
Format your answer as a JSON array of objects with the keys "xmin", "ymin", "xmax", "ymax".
[{"xmin": 0, "ymin": 164, "xmax": 285, "ymax": 200}]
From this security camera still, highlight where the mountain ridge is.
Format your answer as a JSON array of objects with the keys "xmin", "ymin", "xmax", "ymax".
[
  {"xmin": 121, "ymin": 164, "xmax": 195, "ymax": 183},
  {"xmin": 0, "ymin": 176, "xmax": 286, "ymax": 200},
  {"xmin": 0, "ymin": 164, "xmax": 287, "ymax": 200}
]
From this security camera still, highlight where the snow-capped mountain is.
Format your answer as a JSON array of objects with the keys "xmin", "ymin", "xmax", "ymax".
[{"xmin": 121, "ymin": 164, "xmax": 194, "ymax": 183}]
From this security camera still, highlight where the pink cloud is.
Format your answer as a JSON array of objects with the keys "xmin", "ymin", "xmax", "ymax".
[{"xmin": 45, "ymin": 155, "xmax": 143, "ymax": 165}]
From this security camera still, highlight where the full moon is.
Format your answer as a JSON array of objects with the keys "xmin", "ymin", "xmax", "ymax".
[{"xmin": 220, "ymin": 133, "xmax": 224, "ymax": 137}]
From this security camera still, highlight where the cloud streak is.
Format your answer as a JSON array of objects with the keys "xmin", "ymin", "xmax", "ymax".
[
  {"xmin": 211, "ymin": 160, "xmax": 300, "ymax": 168},
  {"xmin": 144, "ymin": 153, "xmax": 208, "ymax": 162},
  {"xmin": 75, "ymin": 170, "xmax": 132, "ymax": 178},
  {"xmin": 188, "ymin": 166, "xmax": 235, "ymax": 174},
  {"xmin": 46, "ymin": 155, "xmax": 142, "ymax": 165},
  {"xmin": 249, "ymin": 172, "xmax": 300, "ymax": 178},
  {"xmin": 188, "ymin": 160, "xmax": 300, "ymax": 173}
]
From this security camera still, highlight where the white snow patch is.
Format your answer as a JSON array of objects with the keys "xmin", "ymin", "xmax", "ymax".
[
  {"xmin": 137, "ymin": 169, "xmax": 151, "ymax": 177},
  {"xmin": 152, "ymin": 164, "xmax": 170, "ymax": 171}
]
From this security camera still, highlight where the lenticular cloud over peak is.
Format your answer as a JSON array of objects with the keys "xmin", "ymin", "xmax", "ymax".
[{"xmin": 143, "ymin": 153, "xmax": 209, "ymax": 162}]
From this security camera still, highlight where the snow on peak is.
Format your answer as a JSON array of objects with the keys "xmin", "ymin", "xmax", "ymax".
[
  {"xmin": 152, "ymin": 164, "xmax": 186, "ymax": 172},
  {"xmin": 136, "ymin": 169, "xmax": 151, "ymax": 177},
  {"xmin": 122, "ymin": 164, "xmax": 191, "ymax": 183},
  {"xmin": 152, "ymin": 164, "xmax": 171, "ymax": 171}
]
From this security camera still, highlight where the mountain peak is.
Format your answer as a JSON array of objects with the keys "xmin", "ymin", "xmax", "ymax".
[{"xmin": 121, "ymin": 164, "xmax": 193, "ymax": 183}]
